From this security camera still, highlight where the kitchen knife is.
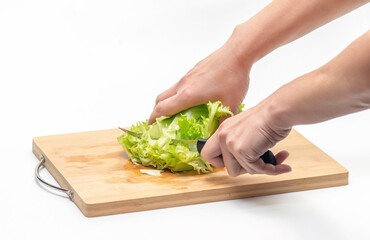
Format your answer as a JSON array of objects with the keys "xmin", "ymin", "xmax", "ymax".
[{"xmin": 119, "ymin": 127, "xmax": 276, "ymax": 165}]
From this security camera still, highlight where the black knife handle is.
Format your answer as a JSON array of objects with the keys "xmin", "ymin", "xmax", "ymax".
[
  {"xmin": 260, "ymin": 150, "xmax": 277, "ymax": 165},
  {"xmin": 197, "ymin": 138, "xmax": 276, "ymax": 166},
  {"xmin": 196, "ymin": 138, "xmax": 208, "ymax": 153}
]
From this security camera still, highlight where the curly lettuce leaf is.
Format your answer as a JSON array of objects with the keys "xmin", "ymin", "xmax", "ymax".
[{"xmin": 117, "ymin": 101, "xmax": 233, "ymax": 173}]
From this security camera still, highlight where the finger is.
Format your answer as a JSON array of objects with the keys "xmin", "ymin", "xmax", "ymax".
[
  {"xmin": 219, "ymin": 141, "xmax": 243, "ymax": 177},
  {"xmin": 234, "ymin": 157, "xmax": 258, "ymax": 175},
  {"xmin": 228, "ymin": 145, "xmax": 259, "ymax": 175},
  {"xmin": 231, "ymin": 142, "xmax": 291, "ymax": 175},
  {"xmin": 248, "ymin": 158, "xmax": 292, "ymax": 175},
  {"xmin": 231, "ymin": 151, "xmax": 258, "ymax": 175},
  {"xmin": 224, "ymin": 154, "xmax": 243, "ymax": 177},
  {"xmin": 231, "ymin": 166, "xmax": 248, "ymax": 176},
  {"xmin": 208, "ymin": 156, "xmax": 225, "ymax": 168},
  {"xmin": 149, "ymin": 94, "xmax": 187, "ymax": 124},
  {"xmin": 219, "ymin": 115, "xmax": 232, "ymax": 124},
  {"xmin": 238, "ymin": 168, "xmax": 247, "ymax": 175},
  {"xmin": 275, "ymin": 150, "xmax": 290, "ymax": 165},
  {"xmin": 154, "ymin": 83, "xmax": 178, "ymax": 106},
  {"xmin": 149, "ymin": 89, "xmax": 206, "ymax": 124},
  {"xmin": 201, "ymin": 133, "xmax": 224, "ymax": 168}
]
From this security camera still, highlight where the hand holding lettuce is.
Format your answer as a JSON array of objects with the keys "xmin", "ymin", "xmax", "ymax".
[{"xmin": 117, "ymin": 101, "xmax": 233, "ymax": 173}]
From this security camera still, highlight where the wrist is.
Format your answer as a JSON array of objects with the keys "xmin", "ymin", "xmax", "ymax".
[
  {"xmin": 247, "ymin": 93, "xmax": 292, "ymax": 145},
  {"xmin": 262, "ymin": 69, "xmax": 328, "ymax": 129},
  {"xmin": 226, "ymin": 23, "xmax": 269, "ymax": 67},
  {"xmin": 260, "ymin": 81, "xmax": 300, "ymax": 131},
  {"xmin": 224, "ymin": 24, "xmax": 260, "ymax": 70}
]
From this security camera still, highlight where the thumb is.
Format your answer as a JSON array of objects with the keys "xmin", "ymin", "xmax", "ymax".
[
  {"xmin": 148, "ymin": 93, "xmax": 195, "ymax": 124},
  {"xmin": 201, "ymin": 131, "xmax": 224, "ymax": 168}
]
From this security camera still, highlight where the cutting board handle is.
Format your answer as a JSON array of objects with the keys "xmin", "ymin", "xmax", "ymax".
[{"xmin": 35, "ymin": 155, "xmax": 74, "ymax": 201}]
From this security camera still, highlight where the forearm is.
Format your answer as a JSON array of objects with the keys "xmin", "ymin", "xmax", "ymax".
[
  {"xmin": 228, "ymin": 0, "xmax": 368, "ymax": 66},
  {"xmin": 268, "ymin": 31, "xmax": 370, "ymax": 128}
]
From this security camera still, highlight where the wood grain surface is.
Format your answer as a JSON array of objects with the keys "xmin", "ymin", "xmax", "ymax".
[{"xmin": 32, "ymin": 129, "xmax": 348, "ymax": 217}]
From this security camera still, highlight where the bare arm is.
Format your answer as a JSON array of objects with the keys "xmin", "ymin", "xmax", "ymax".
[
  {"xmin": 270, "ymin": 31, "xmax": 370, "ymax": 128},
  {"xmin": 201, "ymin": 32, "xmax": 370, "ymax": 176},
  {"xmin": 149, "ymin": 0, "xmax": 368, "ymax": 124},
  {"xmin": 230, "ymin": 0, "xmax": 369, "ymax": 65}
]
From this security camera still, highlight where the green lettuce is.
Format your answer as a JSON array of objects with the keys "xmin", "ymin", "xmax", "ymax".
[{"xmin": 117, "ymin": 101, "xmax": 233, "ymax": 173}]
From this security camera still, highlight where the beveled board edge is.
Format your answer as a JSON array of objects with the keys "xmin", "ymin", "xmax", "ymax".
[{"xmin": 79, "ymin": 171, "xmax": 348, "ymax": 217}]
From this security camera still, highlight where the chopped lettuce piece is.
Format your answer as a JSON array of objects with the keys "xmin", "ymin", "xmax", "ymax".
[
  {"xmin": 117, "ymin": 101, "xmax": 233, "ymax": 173},
  {"xmin": 140, "ymin": 169, "xmax": 163, "ymax": 176}
]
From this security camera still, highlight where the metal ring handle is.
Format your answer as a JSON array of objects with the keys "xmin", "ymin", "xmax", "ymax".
[{"xmin": 35, "ymin": 155, "xmax": 74, "ymax": 201}]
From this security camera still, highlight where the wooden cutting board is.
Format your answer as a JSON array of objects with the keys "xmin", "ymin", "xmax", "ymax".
[{"xmin": 32, "ymin": 128, "xmax": 348, "ymax": 217}]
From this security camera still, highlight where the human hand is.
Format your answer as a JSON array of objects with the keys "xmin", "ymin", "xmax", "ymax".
[
  {"xmin": 201, "ymin": 101, "xmax": 292, "ymax": 177},
  {"xmin": 200, "ymin": 31, "xmax": 370, "ymax": 177},
  {"xmin": 148, "ymin": 38, "xmax": 252, "ymax": 124}
]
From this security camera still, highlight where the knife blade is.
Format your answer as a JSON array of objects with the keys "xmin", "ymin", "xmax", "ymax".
[{"xmin": 118, "ymin": 127, "xmax": 276, "ymax": 165}]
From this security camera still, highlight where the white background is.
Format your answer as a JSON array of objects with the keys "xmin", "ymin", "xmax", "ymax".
[{"xmin": 1, "ymin": 1, "xmax": 369, "ymax": 239}]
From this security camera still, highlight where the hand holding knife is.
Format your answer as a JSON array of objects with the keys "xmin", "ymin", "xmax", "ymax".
[{"xmin": 119, "ymin": 127, "xmax": 277, "ymax": 166}]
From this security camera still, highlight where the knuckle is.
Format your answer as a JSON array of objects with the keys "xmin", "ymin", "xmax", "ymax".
[
  {"xmin": 155, "ymin": 95, "xmax": 162, "ymax": 104},
  {"xmin": 154, "ymin": 102, "xmax": 165, "ymax": 114},
  {"xmin": 179, "ymin": 88, "xmax": 192, "ymax": 99},
  {"xmin": 227, "ymin": 169, "xmax": 238, "ymax": 177},
  {"xmin": 194, "ymin": 60, "xmax": 204, "ymax": 68},
  {"xmin": 218, "ymin": 129, "xmax": 228, "ymax": 141},
  {"xmin": 179, "ymin": 75, "xmax": 189, "ymax": 84},
  {"xmin": 234, "ymin": 143, "xmax": 245, "ymax": 157},
  {"xmin": 221, "ymin": 117, "xmax": 231, "ymax": 125},
  {"xmin": 225, "ymin": 138, "xmax": 235, "ymax": 148},
  {"xmin": 238, "ymin": 168, "xmax": 246, "ymax": 176}
]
